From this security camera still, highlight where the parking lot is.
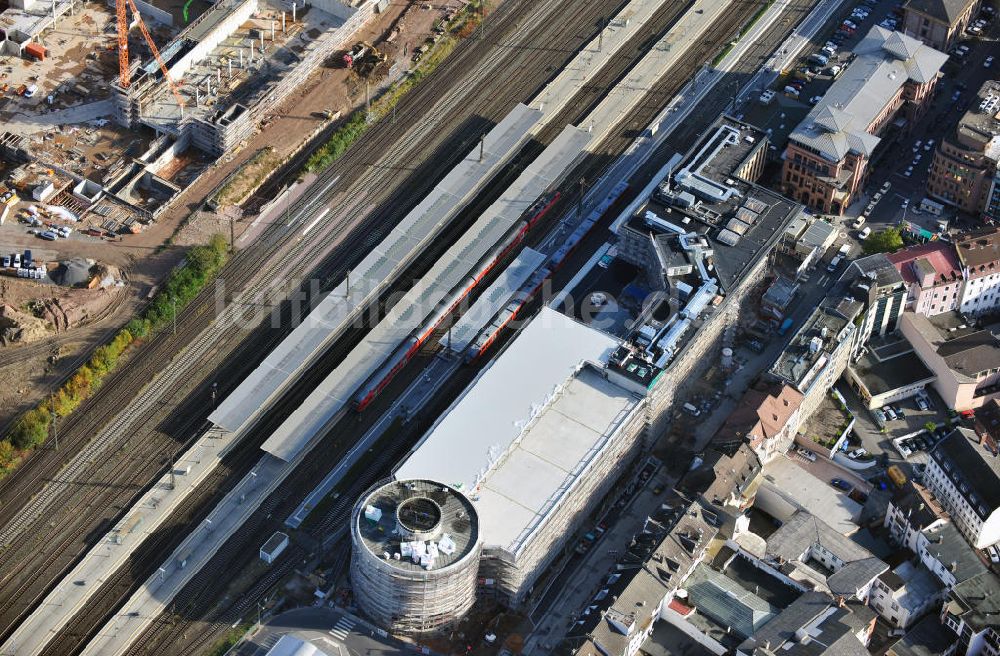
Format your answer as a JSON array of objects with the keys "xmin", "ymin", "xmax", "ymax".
[
  {"xmin": 837, "ymin": 381, "xmax": 958, "ymax": 481},
  {"xmin": 842, "ymin": 5, "xmax": 1000, "ymax": 235}
]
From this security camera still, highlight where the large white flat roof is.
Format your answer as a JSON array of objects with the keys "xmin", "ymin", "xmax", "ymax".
[
  {"xmin": 759, "ymin": 456, "xmax": 862, "ymax": 535},
  {"xmin": 395, "ymin": 308, "xmax": 633, "ymax": 554},
  {"xmin": 208, "ymin": 104, "xmax": 542, "ymax": 434}
]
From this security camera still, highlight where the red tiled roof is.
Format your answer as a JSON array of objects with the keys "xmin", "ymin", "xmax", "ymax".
[
  {"xmin": 668, "ymin": 598, "xmax": 694, "ymax": 616},
  {"xmin": 885, "ymin": 241, "xmax": 962, "ymax": 285}
]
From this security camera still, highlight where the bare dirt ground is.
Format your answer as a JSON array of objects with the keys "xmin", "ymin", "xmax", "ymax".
[
  {"xmin": 0, "ymin": 0, "xmax": 461, "ymax": 429},
  {"xmin": 169, "ymin": 0, "xmax": 463, "ymax": 246},
  {"xmin": 0, "ymin": 247, "xmax": 176, "ymax": 427}
]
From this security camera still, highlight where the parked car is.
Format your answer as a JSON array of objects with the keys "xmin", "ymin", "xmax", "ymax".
[
  {"xmin": 1, "ymin": 255, "xmax": 9, "ymax": 268},
  {"xmin": 38, "ymin": 230, "xmax": 58, "ymax": 241},
  {"xmin": 830, "ymin": 478, "xmax": 851, "ymax": 491},
  {"xmin": 852, "ymin": 216, "xmax": 866, "ymax": 229},
  {"xmin": 893, "ymin": 405, "xmax": 906, "ymax": 419},
  {"xmin": 797, "ymin": 448, "xmax": 817, "ymax": 462},
  {"xmin": 884, "ymin": 406, "xmax": 897, "ymax": 421},
  {"xmin": 989, "ymin": 546, "xmax": 1000, "ymax": 564},
  {"xmin": 915, "ymin": 395, "xmax": 929, "ymax": 411},
  {"xmin": 986, "ymin": 55, "xmax": 995, "ymax": 68},
  {"xmin": 858, "ymin": 226, "xmax": 872, "ymax": 239}
]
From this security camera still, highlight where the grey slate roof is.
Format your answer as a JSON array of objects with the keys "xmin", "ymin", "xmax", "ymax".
[
  {"xmin": 789, "ymin": 27, "xmax": 948, "ymax": 162},
  {"xmin": 766, "ymin": 510, "xmax": 888, "ymax": 596},
  {"xmin": 905, "ymin": 0, "xmax": 976, "ymax": 25},
  {"xmin": 931, "ymin": 428, "xmax": 1000, "ymax": 511},
  {"xmin": 921, "ymin": 520, "xmax": 988, "ymax": 585},
  {"xmin": 887, "ymin": 614, "xmax": 955, "ymax": 656},
  {"xmin": 739, "ymin": 591, "xmax": 872, "ymax": 656}
]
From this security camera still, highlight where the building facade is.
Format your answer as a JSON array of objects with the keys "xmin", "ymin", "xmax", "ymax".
[
  {"xmin": 957, "ymin": 228, "xmax": 1000, "ymax": 316},
  {"xmin": 926, "ymin": 81, "xmax": 1000, "ymax": 214},
  {"xmin": 924, "ymin": 428, "xmax": 1000, "ymax": 549},
  {"xmin": 900, "ymin": 311, "xmax": 1000, "ymax": 411},
  {"xmin": 768, "ymin": 300, "xmax": 861, "ymax": 421},
  {"xmin": 782, "ymin": 28, "xmax": 947, "ymax": 214},
  {"xmin": 713, "ymin": 383, "xmax": 804, "ymax": 464},
  {"xmin": 903, "ymin": 0, "xmax": 982, "ymax": 51},
  {"xmin": 887, "ymin": 242, "xmax": 965, "ymax": 316}
]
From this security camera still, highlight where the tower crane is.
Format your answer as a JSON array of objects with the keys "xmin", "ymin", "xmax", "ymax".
[{"xmin": 117, "ymin": 0, "xmax": 186, "ymax": 108}]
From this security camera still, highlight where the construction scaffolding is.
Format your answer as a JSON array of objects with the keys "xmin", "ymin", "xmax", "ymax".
[
  {"xmin": 112, "ymin": 0, "xmax": 378, "ymax": 156},
  {"xmin": 350, "ymin": 479, "xmax": 481, "ymax": 634}
]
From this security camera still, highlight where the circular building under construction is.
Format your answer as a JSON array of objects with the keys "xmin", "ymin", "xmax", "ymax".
[{"xmin": 350, "ymin": 479, "xmax": 481, "ymax": 634}]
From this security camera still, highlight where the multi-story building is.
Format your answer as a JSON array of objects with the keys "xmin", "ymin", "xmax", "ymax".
[
  {"xmin": 868, "ymin": 561, "xmax": 944, "ymax": 629},
  {"xmin": 985, "ymin": 167, "xmax": 1000, "ymax": 224},
  {"xmin": 902, "ymin": 0, "xmax": 982, "ymax": 52},
  {"xmin": 887, "ymin": 242, "xmax": 965, "ymax": 316},
  {"xmin": 900, "ymin": 311, "xmax": 1000, "ymax": 411},
  {"xmin": 712, "ymin": 382, "xmax": 804, "ymax": 464},
  {"xmin": 926, "ymin": 81, "xmax": 1000, "ymax": 215},
  {"xmin": 768, "ymin": 299, "xmax": 862, "ymax": 420},
  {"xmin": 846, "ymin": 254, "xmax": 908, "ymax": 344},
  {"xmin": 682, "ymin": 442, "xmax": 762, "ymax": 538},
  {"xmin": 956, "ymin": 228, "xmax": 1000, "ymax": 316},
  {"xmin": 567, "ymin": 501, "xmax": 718, "ymax": 656},
  {"xmin": 737, "ymin": 590, "xmax": 876, "ymax": 656},
  {"xmin": 394, "ymin": 308, "xmax": 647, "ymax": 607},
  {"xmin": 760, "ymin": 509, "xmax": 888, "ymax": 601},
  {"xmin": 782, "ymin": 27, "xmax": 947, "ymax": 214},
  {"xmin": 941, "ymin": 571, "xmax": 1000, "ymax": 656},
  {"xmin": 612, "ymin": 115, "xmax": 802, "ymax": 438},
  {"xmin": 924, "ymin": 427, "xmax": 1000, "ymax": 548}
]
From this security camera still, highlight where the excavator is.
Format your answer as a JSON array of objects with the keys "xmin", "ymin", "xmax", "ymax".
[{"xmin": 341, "ymin": 41, "xmax": 386, "ymax": 78}]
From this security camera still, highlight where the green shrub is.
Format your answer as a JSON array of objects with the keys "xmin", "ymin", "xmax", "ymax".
[
  {"xmin": 9, "ymin": 407, "xmax": 50, "ymax": 450},
  {"xmin": 1, "ymin": 235, "xmax": 229, "ymax": 479}
]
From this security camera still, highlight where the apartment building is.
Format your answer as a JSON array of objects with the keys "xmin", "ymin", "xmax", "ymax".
[
  {"xmin": 903, "ymin": 0, "xmax": 982, "ymax": 51},
  {"xmin": 568, "ymin": 502, "xmax": 718, "ymax": 656},
  {"xmin": 848, "ymin": 254, "xmax": 908, "ymax": 344},
  {"xmin": 887, "ymin": 242, "xmax": 965, "ymax": 316},
  {"xmin": 900, "ymin": 311, "xmax": 1000, "ymax": 411},
  {"xmin": 941, "ymin": 571, "xmax": 1000, "ymax": 656},
  {"xmin": 927, "ymin": 81, "xmax": 1000, "ymax": 215},
  {"xmin": 868, "ymin": 561, "xmax": 944, "ymax": 629},
  {"xmin": 715, "ymin": 383, "xmax": 804, "ymax": 465},
  {"xmin": 769, "ymin": 299, "xmax": 862, "ymax": 420},
  {"xmin": 924, "ymin": 428, "xmax": 1000, "ymax": 549},
  {"xmin": 782, "ymin": 27, "xmax": 947, "ymax": 214},
  {"xmin": 956, "ymin": 228, "xmax": 1000, "ymax": 316}
]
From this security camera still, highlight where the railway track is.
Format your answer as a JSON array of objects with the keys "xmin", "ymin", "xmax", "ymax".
[
  {"xmin": 95, "ymin": 0, "xmax": 812, "ymax": 653},
  {"xmin": 0, "ymin": 0, "xmax": 647, "ymax": 652}
]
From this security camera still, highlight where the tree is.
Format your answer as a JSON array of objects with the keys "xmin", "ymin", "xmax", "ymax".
[{"xmin": 863, "ymin": 227, "xmax": 904, "ymax": 254}]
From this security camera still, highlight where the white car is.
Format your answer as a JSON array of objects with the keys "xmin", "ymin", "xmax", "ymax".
[
  {"xmin": 989, "ymin": 545, "xmax": 1000, "ymax": 564},
  {"xmin": 852, "ymin": 216, "xmax": 866, "ymax": 229},
  {"xmin": 797, "ymin": 448, "xmax": 817, "ymax": 462},
  {"xmin": 858, "ymin": 226, "xmax": 872, "ymax": 239}
]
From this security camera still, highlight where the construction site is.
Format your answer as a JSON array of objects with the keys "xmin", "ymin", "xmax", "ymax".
[{"xmin": 0, "ymin": 0, "xmax": 464, "ymax": 429}]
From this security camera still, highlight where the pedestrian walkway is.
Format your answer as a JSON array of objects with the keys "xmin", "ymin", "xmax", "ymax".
[
  {"xmin": 522, "ymin": 468, "xmax": 677, "ymax": 655},
  {"xmin": 328, "ymin": 615, "xmax": 355, "ymax": 641},
  {"xmin": 4, "ymin": 100, "xmax": 114, "ymax": 136}
]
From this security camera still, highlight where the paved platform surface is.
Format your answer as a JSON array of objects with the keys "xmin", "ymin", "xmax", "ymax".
[{"xmin": 230, "ymin": 607, "xmax": 417, "ymax": 656}]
